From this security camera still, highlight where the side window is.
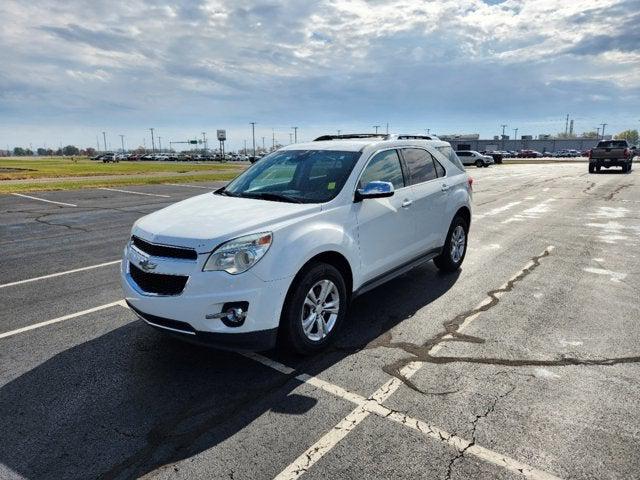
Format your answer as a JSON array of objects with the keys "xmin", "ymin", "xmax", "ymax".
[
  {"xmin": 401, "ymin": 148, "xmax": 437, "ymax": 184},
  {"xmin": 435, "ymin": 159, "xmax": 446, "ymax": 177},
  {"xmin": 436, "ymin": 146, "xmax": 463, "ymax": 172},
  {"xmin": 359, "ymin": 150, "xmax": 404, "ymax": 189}
]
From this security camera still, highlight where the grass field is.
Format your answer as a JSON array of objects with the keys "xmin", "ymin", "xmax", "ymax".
[
  {"xmin": 0, "ymin": 156, "xmax": 244, "ymax": 180},
  {"xmin": 0, "ymin": 156, "xmax": 247, "ymax": 193}
]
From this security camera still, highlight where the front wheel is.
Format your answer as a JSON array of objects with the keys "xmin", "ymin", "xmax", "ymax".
[
  {"xmin": 434, "ymin": 216, "xmax": 469, "ymax": 272},
  {"xmin": 475, "ymin": 160, "xmax": 483, "ymax": 168},
  {"xmin": 280, "ymin": 263, "xmax": 347, "ymax": 355}
]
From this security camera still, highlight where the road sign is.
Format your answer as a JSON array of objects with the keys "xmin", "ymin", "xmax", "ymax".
[
  {"xmin": 189, "ymin": 140, "xmax": 198, "ymax": 145},
  {"xmin": 217, "ymin": 130, "xmax": 226, "ymax": 141}
]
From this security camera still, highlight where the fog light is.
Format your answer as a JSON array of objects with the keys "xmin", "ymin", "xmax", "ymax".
[{"xmin": 205, "ymin": 301, "xmax": 249, "ymax": 327}]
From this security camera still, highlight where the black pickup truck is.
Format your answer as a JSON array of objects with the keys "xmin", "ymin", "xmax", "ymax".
[{"xmin": 588, "ymin": 140, "xmax": 635, "ymax": 173}]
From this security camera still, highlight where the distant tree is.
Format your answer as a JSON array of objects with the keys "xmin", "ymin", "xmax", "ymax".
[
  {"xmin": 614, "ymin": 129, "xmax": 639, "ymax": 144},
  {"xmin": 62, "ymin": 145, "xmax": 80, "ymax": 155},
  {"xmin": 37, "ymin": 147, "xmax": 48, "ymax": 155},
  {"xmin": 13, "ymin": 147, "xmax": 26, "ymax": 156},
  {"xmin": 85, "ymin": 147, "xmax": 96, "ymax": 157},
  {"xmin": 555, "ymin": 132, "xmax": 577, "ymax": 139},
  {"xmin": 580, "ymin": 131, "xmax": 599, "ymax": 139},
  {"xmin": 25, "ymin": 149, "xmax": 34, "ymax": 156}
]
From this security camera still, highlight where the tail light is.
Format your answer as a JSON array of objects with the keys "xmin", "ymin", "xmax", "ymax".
[
  {"xmin": 623, "ymin": 148, "xmax": 630, "ymax": 158},
  {"xmin": 467, "ymin": 177, "xmax": 473, "ymax": 191}
]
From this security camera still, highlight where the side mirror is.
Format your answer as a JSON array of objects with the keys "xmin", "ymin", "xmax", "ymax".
[{"xmin": 355, "ymin": 181, "xmax": 394, "ymax": 202}]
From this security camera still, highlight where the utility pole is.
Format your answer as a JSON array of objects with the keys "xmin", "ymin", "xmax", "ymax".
[
  {"xmin": 272, "ymin": 129, "xmax": 275, "ymax": 151},
  {"xmin": 262, "ymin": 136, "xmax": 265, "ymax": 150},
  {"xmin": 119, "ymin": 134, "xmax": 125, "ymax": 153},
  {"xmin": 501, "ymin": 124, "xmax": 507, "ymax": 149},
  {"xmin": 292, "ymin": 126, "xmax": 298, "ymax": 143},
  {"xmin": 600, "ymin": 123, "xmax": 607, "ymax": 139},
  {"xmin": 244, "ymin": 139, "xmax": 247, "ymax": 155},
  {"xmin": 149, "ymin": 128, "xmax": 155, "ymax": 154},
  {"xmin": 513, "ymin": 128, "xmax": 518, "ymax": 140},
  {"xmin": 250, "ymin": 122, "xmax": 256, "ymax": 159},
  {"xmin": 289, "ymin": 133, "xmax": 293, "ymax": 144},
  {"xmin": 596, "ymin": 127, "xmax": 600, "ymax": 138},
  {"xmin": 202, "ymin": 132, "xmax": 207, "ymax": 153},
  {"xmin": 102, "ymin": 131, "xmax": 107, "ymax": 152},
  {"xmin": 373, "ymin": 125, "xmax": 380, "ymax": 134},
  {"xmin": 565, "ymin": 114, "xmax": 570, "ymax": 136},
  {"xmin": 386, "ymin": 123, "xmax": 389, "ymax": 134},
  {"xmin": 337, "ymin": 130, "xmax": 341, "ymax": 135}
]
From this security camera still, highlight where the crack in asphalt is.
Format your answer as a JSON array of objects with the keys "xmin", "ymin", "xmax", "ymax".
[
  {"xmin": 605, "ymin": 183, "xmax": 633, "ymax": 201},
  {"xmin": 582, "ymin": 182, "xmax": 596, "ymax": 194},
  {"xmin": 366, "ymin": 248, "xmax": 554, "ymax": 394},
  {"xmin": 444, "ymin": 384, "xmax": 518, "ymax": 480},
  {"xmin": 34, "ymin": 212, "xmax": 90, "ymax": 232}
]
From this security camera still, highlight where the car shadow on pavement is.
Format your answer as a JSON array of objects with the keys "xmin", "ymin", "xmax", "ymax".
[{"xmin": 0, "ymin": 263, "xmax": 459, "ymax": 479}]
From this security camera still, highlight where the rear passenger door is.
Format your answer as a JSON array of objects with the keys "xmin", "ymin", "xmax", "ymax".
[{"xmin": 399, "ymin": 148, "xmax": 448, "ymax": 252}]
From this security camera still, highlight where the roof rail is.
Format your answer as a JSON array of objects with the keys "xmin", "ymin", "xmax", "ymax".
[
  {"xmin": 313, "ymin": 133, "xmax": 390, "ymax": 141},
  {"xmin": 393, "ymin": 134, "xmax": 439, "ymax": 140}
]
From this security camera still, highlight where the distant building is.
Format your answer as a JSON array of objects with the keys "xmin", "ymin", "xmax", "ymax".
[{"xmin": 538, "ymin": 134, "xmax": 552, "ymax": 140}]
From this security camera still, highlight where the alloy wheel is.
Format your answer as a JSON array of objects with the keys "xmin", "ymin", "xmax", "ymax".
[
  {"xmin": 301, "ymin": 279, "xmax": 340, "ymax": 342},
  {"xmin": 450, "ymin": 225, "xmax": 466, "ymax": 263}
]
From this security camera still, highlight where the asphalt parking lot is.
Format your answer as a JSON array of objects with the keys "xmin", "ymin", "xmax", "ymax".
[{"xmin": 1, "ymin": 163, "xmax": 639, "ymax": 480}]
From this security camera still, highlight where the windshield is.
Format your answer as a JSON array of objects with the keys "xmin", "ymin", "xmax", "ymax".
[{"xmin": 221, "ymin": 149, "xmax": 362, "ymax": 203}]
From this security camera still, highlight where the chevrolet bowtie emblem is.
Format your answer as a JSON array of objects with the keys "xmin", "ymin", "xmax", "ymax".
[{"xmin": 139, "ymin": 259, "xmax": 157, "ymax": 272}]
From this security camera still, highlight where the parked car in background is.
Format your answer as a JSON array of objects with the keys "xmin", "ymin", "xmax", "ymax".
[
  {"xmin": 589, "ymin": 140, "xmax": 634, "ymax": 173},
  {"xmin": 483, "ymin": 151, "xmax": 503, "ymax": 164},
  {"xmin": 122, "ymin": 134, "xmax": 472, "ymax": 353},
  {"xmin": 518, "ymin": 150, "xmax": 543, "ymax": 158},
  {"xmin": 456, "ymin": 150, "xmax": 494, "ymax": 167},
  {"xmin": 101, "ymin": 153, "xmax": 118, "ymax": 163}
]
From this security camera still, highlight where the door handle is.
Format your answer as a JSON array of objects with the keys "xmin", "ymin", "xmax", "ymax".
[
  {"xmin": 441, "ymin": 183, "xmax": 450, "ymax": 192},
  {"xmin": 401, "ymin": 199, "xmax": 412, "ymax": 208}
]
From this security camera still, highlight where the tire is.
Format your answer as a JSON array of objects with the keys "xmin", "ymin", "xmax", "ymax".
[
  {"xmin": 483, "ymin": 163, "xmax": 489, "ymax": 167},
  {"xmin": 589, "ymin": 164, "xmax": 595, "ymax": 174},
  {"xmin": 595, "ymin": 165, "xmax": 601, "ymax": 173},
  {"xmin": 434, "ymin": 215, "xmax": 469, "ymax": 273},
  {"xmin": 280, "ymin": 263, "xmax": 348, "ymax": 355},
  {"xmin": 475, "ymin": 160, "xmax": 483, "ymax": 168}
]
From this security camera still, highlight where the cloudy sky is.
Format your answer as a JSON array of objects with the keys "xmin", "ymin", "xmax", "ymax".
[{"xmin": 1, "ymin": 0, "xmax": 638, "ymax": 150}]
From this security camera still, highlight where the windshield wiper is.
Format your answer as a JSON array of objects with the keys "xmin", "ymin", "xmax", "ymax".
[
  {"xmin": 214, "ymin": 187, "xmax": 235, "ymax": 197},
  {"xmin": 242, "ymin": 192, "xmax": 303, "ymax": 203}
]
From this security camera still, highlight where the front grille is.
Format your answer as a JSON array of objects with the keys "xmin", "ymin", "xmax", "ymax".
[
  {"xmin": 131, "ymin": 236, "xmax": 197, "ymax": 260},
  {"xmin": 129, "ymin": 263, "xmax": 188, "ymax": 295}
]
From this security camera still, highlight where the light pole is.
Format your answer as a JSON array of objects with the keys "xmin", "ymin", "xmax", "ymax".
[
  {"xmin": 337, "ymin": 130, "xmax": 341, "ymax": 135},
  {"xmin": 202, "ymin": 132, "xmax": 207, "ymax": 153},
  {"xmin": 513, "ymin": 128, "xmax": 518, "ymax": 140},
  {"xmin": 158, "ymin": 136, "xmax": 163, "ymax": 151},
  {"xmin": 289, "ymin": 133, "xmax": 293, "ymax": 144},
  {"xmin": 373, "ymin": 125, "xmax": 380, "ymax": 134},
  {"xmin": 119, "ymin": 134, "xmax": 125, "ymax": 153},
  {"xmin": 102, "ymin": 131, "xmax": 107, "ymax": 152},
  {"xmin": 149, "ymin": 128, "xmax": 155, "ymax": 154},
  {"xmin": 292, "ymin": 126, "xmax": 298, "ymax": 143},
  {"xmin": 250, "ymin": 122, "xmax": 256, "ymax": 159},
  {"xmin": 272, "ymin": 129, "xmax": 275, "ymax": 151},
  {"xmin": 501, "ymin": 124, "xmax": 507, "ymax": 150},
  {"xmin": 244, "ymin": 139, "xmax": 247, "ymax": 155},
  {"xmin": 596, "ymin": 127, "xmax": 600, "ymax": 139},
  {"xmin": 262, "ymin": 136, "xmax": 265, "ymax": 150},
  {"xmin": 600, "ymin": 123, "xmax": 607, "ymax": 139}
]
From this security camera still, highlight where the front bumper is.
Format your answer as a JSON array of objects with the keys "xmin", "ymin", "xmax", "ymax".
[{"xmin": 120, "ymin": 244, "xmax": 292, "ymax": 350}]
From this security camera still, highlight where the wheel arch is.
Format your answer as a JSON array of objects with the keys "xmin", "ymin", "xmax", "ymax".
[{"xmin": 454, "ymin": 205, "xmax": 471, "ymax": 229}]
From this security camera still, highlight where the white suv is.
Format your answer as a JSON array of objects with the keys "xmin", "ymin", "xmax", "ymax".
[
  {"xmin": 121, "ymin": 134, "xmax": 473, "ymax": 354},
  {"xmin": 456, "ymin": 150, "xmax": 494, "ymax": 167}
]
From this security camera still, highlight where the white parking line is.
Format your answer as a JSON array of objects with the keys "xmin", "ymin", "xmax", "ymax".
[
  {"xmin": 11, "ymin": 193, "xmax": 77, "ymax": 207},
  {"xmin": 99, "ymin": 187, "xmax": 170, "ymax": 198},
  {"xmin": 165, "ymin": 183, "xmax": 212, "ymax": 189},
  {"xmin": 0, "ymin": 300, "xmax": 126, "ymax": 339},
  {"xmin": 0, "ymin": 260, "xmax": 121, "ymax": 289},
  {"xmin": 274, "ymin": 246, "xmax": 556, "ymax": 480}
]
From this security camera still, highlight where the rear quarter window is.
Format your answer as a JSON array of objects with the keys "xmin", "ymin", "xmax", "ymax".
[{"xmin": 436, "ymin": 146, "xmax": 465, "ymax": 171}]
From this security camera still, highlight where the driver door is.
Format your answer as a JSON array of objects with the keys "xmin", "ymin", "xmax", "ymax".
[{"xmin": 354, "ymin": 149, "xmax": 418, "ymax": 284}]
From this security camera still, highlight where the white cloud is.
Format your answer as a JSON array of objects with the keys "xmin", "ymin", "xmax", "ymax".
[{"xmin": 0, "ymin": 0, "xmax": 638, "ymax": 148}]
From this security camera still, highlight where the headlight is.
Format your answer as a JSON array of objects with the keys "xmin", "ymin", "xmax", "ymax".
[{"xmin": 203, "ymin": 232, "xmax": 272, "ymax": 274}]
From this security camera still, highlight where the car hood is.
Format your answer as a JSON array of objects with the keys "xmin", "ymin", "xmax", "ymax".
[{"xmin": 132, "ymin": 193, "xmax": 321, "ymax": 252}]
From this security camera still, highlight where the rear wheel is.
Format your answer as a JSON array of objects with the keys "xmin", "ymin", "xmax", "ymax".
[
  {"xmin": 280, "ymin": 263, "xmax": 347, "ymax": 355},
  {"xmin": 434, "ymin": 216, "xmax": 469, "ymax": 272},
  {"xmin": 595, "ymin": 165, "xmax": 601, "ymax": 173},
  {"xmin": 589, "ymin": 164, "xmax": 595, "ymax": 174}
]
